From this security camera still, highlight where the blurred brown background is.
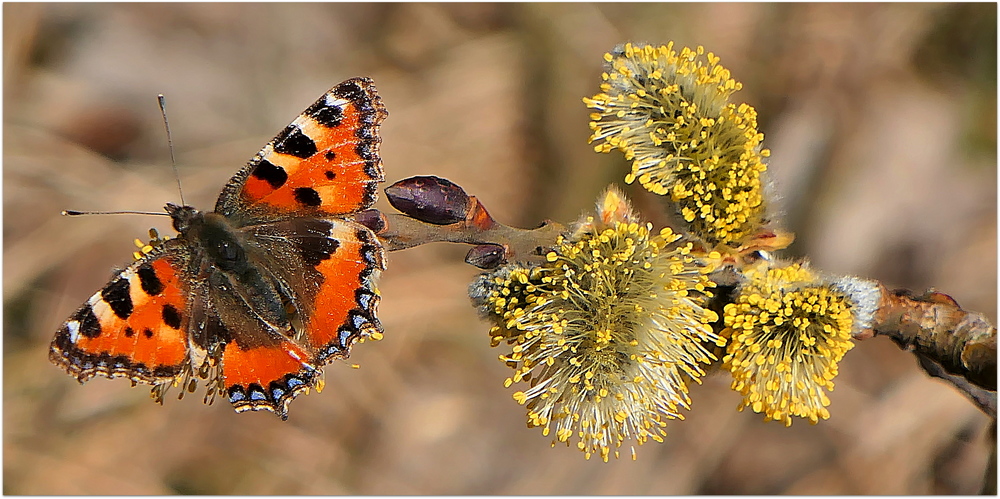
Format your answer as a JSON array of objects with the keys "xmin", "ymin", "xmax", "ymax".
[{"xmin": 3, "ymin": 3, "xmax": 996, "ymax": 494}]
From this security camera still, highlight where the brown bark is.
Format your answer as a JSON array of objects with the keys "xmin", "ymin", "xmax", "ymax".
[
  {"xmin": 870, "ymin": 285, "xmax": 996, "ymax": 391},
  {"xmin": 868, "ymin": 284, "xmax": 996, "ymax": 415}
]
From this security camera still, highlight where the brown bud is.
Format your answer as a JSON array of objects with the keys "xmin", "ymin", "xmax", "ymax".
[
  {"xmin": 385, "ymin": 176, "xmax": 472, "ymax": 225},
  {"xmin": 354, "ymin": 209, "xmax": 387, "ymax": 233},
  {"xmin": 466, "ymin": 244, "xmax": 506, "ymax": 269}
]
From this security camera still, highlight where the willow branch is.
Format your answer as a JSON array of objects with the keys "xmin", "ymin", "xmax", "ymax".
[
  {"xmin": 369, "ymin": 176, "xmax": 997, "ymax": 415},
  {"xmin": 865, "ymin": 284, "xmax": 996, "ymax": 389},
  {"xmin": 367, "ymin": 176, "xmax": 564, "ymax": 268},
  {"xmin": 917, "ymin": 353, "xmax": 996, "ymax": 418}
]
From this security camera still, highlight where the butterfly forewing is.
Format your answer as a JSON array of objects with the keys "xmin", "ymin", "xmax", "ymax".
[
  {"xmin": 50, "ymin": 242, "xmax": 195, "ymax": 385},
  {"xmin": 215, "ymin": 77, "xmax": 387, "ymax": 223}
]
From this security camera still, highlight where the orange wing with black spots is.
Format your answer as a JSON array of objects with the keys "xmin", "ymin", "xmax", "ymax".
[
  {"xmin": 49, "ymin": 242, "xmax": 196, "ymax": 386},
  {"xmin": 222, "ymin": 336, "xmax": 318, "ymax": 418},
  {"xmin": 301, "ymin": 220, "xmax": 384, "ymax": 364},
  {"xmin": 51, "ymin": 78, "xmax": 389, "ymax": 420},
  {"xmin": 219, "ymin": 217, "xmax": 385, "ymax": 419},
  {"xmin": 240, "ymin": 217, "xmax": 385, "ymax": 363},
  {"xmin": 215, "ymin": 77, "xmax": 387, "ymax": 222}
]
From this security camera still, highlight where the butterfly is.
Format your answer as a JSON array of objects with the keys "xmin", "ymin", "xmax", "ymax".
[{"xmin": 49, "ymin": 77, "xmax": 388, "ymax": 420}]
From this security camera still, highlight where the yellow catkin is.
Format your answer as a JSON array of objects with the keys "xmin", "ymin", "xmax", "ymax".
[
  {"xmin": 583, "ymin": 42, "xmax": 770, "ymax": 248},
  {"xmin": 469, "ymin": 187, "xmax": 722, "ymax": 460},
  {"xmin": 722, "ymin": 261, "xmax": 855, "ymax": 426}
]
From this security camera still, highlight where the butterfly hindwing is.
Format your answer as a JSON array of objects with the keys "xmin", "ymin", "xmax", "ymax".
[
  {"xmin": 195, "ymin": 216, "xmax": 383, "ymax": 419},
  {"xmin": 303, "ymin": 220, "xmax": 384, "ymax": 363},
  {"xmin": 49, "ymin": 242, "xmax": 194, "ymax": 385},
  {"xmin": 221, "ymin": 330, "xmax": 319, "ymax": 420},
  {"xmin": 239, "ymin": 217, "xmax": 385, "ymax": 365},
  {"xmin": 216, "ymin": 77, "xmax": 387, "ymax": 222}
]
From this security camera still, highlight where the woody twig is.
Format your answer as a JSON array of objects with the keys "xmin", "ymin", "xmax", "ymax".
[
  {"xmin": 862, "ymin": 284, "xmax": 997, "ymax": 416},
  {"xmin": 368, "ymin": 175, "xmax": 997, "ymax": 418},
  {"xmin": 363, "ymin": 176, "xmax": 564, "ymax": 269}
]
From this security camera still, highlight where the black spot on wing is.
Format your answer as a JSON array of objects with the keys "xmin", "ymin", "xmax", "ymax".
[
  {"xmin": 361, "ymin": 182, "xmax": 379, "ymax": 210},
  {"xmin": 303, "ymin": 237, "xmax": 339, "ymax": 267},
  {"xmin": 273, "ymin": 125, "xmax": 317, "ymax": 159},
  {"xmin": 73, "ymin": 305, "xmax": 102, "ymax": 339},
  {"xmin": 324, "ymin": 151, "xmax": 336, "ymax": 161},
  {"xmin": 143, "ymin": 328, "xmax": 154, "ymax": 338},
  {"xmin": 52, "ymin": 325, "xmax": 73, "ymax": 352},
  {"xmin": 333, "ymin": 80, "xmax": 364, "ymax": 102},
  {"xmin": 294, "ymin": 187, "xmax": 322, "ymax": 207},
  {"xmin": 125, "ymin": 327, "xmax": 135, "ymax": 337},
  {"xmin": 162, "ymin": 304, "xmax": 182, "ymax": 330},
  {"xmin": 137, "ymin": 262, "xmax": 164, "ymax": 296},
  {"xmin": 101, "ymin": 277, "xmax": 133, "ymax": 319},
  {"xmin": 305, "ymin": 99, "xmax": 344, "ymax": 128},
  {"xmin": 355, "ymin": 228, "xmax": 384, "ymax": 272},
  {"xmin": 324, "ymin": 170, "xmax": 335, "ymax": 179},
  {"xmin": 290, "ymin": 219, "xmax": 340, "ymax": 267},
  {"xmin": 251, "ymin": 159, "xmax": 288, "ymax": 189}
]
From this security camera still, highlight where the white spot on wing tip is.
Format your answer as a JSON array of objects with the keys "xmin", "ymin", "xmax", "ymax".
[
  {"xmin": 325, "ymin": 94, "xmax": 350, "ymax": 108},
  {"xmin": 67, "ymin": 320, "xmax": 81, "ymax": 343}
]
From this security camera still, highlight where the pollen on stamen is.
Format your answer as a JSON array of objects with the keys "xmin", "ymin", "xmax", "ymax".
[
  {"xmin": 132, "ymin": 229, "xmax": 172, "ymax": 260},
  {"xmin": 314, "ymin": 376, "xmax": 326, "ymax": 393},
  {"xmin": 469, "ymin": 187, "xmax": 721, "ymax": 460},
  {"xmin": 722, "ymin": 260, "xmax": 856, "ymax": 426},
  {"xmin": 583, "ymin": 42, "xmax": 770, "ymax": 248}
]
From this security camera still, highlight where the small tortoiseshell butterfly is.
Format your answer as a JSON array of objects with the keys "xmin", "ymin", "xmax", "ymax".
[{"xmin": 49, "ymin": 77, "xmax": 387, "ymax": 420}]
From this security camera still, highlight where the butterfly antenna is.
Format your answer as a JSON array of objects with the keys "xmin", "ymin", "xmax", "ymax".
[
  {"xmin": 62, "ymin": 210, "xmax": 170, "ymax": 217},
  {"xmin": 158, "ymin": 94, "xmax": 186, "ymax": 206}
]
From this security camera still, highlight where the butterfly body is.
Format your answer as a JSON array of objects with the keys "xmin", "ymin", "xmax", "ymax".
[{"xmin": 50, "ymin": 78, "xmax": 387, "ymax": 420}]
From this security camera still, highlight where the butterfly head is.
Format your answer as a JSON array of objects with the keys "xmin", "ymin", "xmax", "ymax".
[{"xmin": 165, "ymin": 203, "xmax": 202, "ymax": 234}]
